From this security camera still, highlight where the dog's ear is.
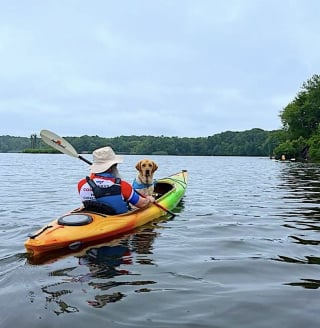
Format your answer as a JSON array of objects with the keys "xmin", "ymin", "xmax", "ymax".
[
  {"xmin": 152, "ymin": 161, "xmax": 158, "ymax": 172},
  {"xmin": 135, "ymin": 161, "xmax": 142, "ymax": 171}
]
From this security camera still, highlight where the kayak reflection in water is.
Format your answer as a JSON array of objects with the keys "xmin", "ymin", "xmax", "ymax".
[
  {"xmin": 77, "ymin": 244, "xmax": 132, "ymax": 308},
  {"xmin": 77, "ymin": 230, "xmax": 158, "ymax": 308},
  {"xmin": 78, "ymin": 244, "xmax": 132, "ymax": 280}
]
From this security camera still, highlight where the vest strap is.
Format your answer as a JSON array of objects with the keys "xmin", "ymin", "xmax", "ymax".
[{"xmin": 85, "ymin": 176, "xmax": 121, "ymax": 199}]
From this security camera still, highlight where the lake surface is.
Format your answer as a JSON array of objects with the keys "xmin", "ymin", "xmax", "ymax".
[{"xmin": 1, "ymin": 153, "xmax": 320, "ymax": 328}]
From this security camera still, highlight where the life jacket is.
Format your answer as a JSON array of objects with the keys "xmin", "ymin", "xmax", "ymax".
[
  {"xmin": 132, "ymin": 178, "xmax": 156, "ymax": 190},
  {"xmin": 84, "ymin": 175, "xmax": 129, "ymax": 214}
]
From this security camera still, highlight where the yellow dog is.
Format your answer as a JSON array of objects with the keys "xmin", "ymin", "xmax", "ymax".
[{"xmin": 132, "ymin": 159, "xmax": 158, "ymax": 196}]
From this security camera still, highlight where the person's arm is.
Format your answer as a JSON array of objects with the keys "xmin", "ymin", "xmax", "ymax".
[
  {"xmin": 121, "ymin": 180, "xmax": 155, "ymax": 208},
  {"xmin": 135, "ymin": 195, "xmax": 155, "ymax": 208}
]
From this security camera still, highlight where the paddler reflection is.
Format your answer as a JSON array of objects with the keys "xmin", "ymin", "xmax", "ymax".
[
  {"xmin": 78, "ymin": 227, "xmax": 158, "ymax": 308},
  {"xmin": 78, "ymin": 243, "xmax": 132, "ymax": 279}
]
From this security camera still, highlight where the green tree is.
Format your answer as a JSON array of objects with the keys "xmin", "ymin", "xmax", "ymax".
[
  {"xmin": 277, "ymin": 74, "xmax": 320, "ymax": 160},
  {"xmin": 308, "ymin": 128, "xmax": 320, "ymax": 161},
  {"xmin": 280, "ymin": 74, "xmax": 320, "ymax": 139}
]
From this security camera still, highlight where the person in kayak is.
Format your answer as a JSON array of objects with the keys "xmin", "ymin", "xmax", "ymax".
[{"xmin": 78, "ymin": 146, "xmax": 155, "ymax": 214}]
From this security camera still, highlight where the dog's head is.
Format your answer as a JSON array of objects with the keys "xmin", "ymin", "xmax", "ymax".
[{"xmin": 135, "ymin": 159, "xmax": 158, "ymax": 178}]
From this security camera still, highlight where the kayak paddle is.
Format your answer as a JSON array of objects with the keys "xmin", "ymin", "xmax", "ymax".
[
  {"xmin": 40, "ymin": 129, "xmax": 92, "ymax": 165},
  {"xmin": 40, "ymin": 129, "xmax": 176, "ymax": 217}
]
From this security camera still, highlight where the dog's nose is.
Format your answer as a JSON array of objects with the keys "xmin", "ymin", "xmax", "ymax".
[{"xmin": 146, "ymin": 170, "xmax": 150, "ymax": 176}]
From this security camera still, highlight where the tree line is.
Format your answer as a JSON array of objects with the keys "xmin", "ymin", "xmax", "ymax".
[
  {"xmin": 0, "ymin": 128, "xmax": 279, "ymax": 157},
  {"xmin": 1, "ymin": 73, "xmax": 319, "ymax": 160}
]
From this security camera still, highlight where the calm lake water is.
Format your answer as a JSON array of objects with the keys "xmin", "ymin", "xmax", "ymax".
[{"xmin": 1, "ymin": 153, "xmax": 320, "ymax": 327}]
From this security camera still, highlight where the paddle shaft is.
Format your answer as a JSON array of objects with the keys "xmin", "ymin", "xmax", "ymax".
[
  {"xmin": 135, "ymin": 190, "xmax": 176, "ymax": 217},
  {"xmin": 78, "ymin": 155, "xmax": 92, "ymax": 165}
]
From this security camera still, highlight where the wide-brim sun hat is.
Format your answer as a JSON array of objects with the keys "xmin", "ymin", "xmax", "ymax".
[{"xmin": 90, "ymin": 146, "xmax": 123, "ymax": 174}]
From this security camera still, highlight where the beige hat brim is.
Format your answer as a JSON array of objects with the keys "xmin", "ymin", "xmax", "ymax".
[{"xmin": 90, "ymin": 156, "xmax": 123, "ymax": 174}]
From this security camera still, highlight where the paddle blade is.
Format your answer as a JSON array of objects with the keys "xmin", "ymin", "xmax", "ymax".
[{"xmin": 40, "ymin": 129, "xmax": 79, "ymax": 158}]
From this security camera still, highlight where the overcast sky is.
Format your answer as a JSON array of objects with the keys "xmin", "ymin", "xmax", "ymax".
[{"xmin": 0, "ymin": 1, "xmax": 319, "ymax": 138}]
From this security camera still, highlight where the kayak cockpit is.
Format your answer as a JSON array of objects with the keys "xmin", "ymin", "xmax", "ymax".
[{"xmin": 154, "ymin": 181, "xmax": 174, "ymax": 197}]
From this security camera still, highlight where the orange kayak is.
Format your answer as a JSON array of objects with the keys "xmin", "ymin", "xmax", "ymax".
[{"xmin": 25, "ymin": 170, "xmax": 188, "ymax": 256}]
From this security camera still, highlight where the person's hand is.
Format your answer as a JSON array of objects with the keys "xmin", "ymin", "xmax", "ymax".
[{"xmin": 146, "ymin": 195, "xmax": 155, "ymax": 203}]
